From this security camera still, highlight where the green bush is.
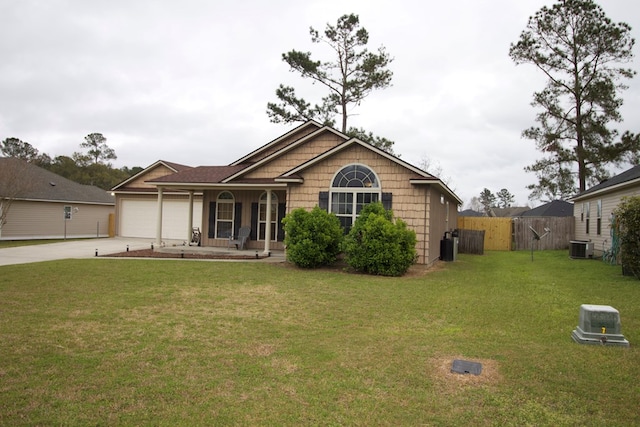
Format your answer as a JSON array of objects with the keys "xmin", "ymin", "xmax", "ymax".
[
  {"xmin": 342, "ymin": 202, "xmax": 417, "ymax": 276},
  {"xmin": 613, "ymin": 196, "xmax": 640, "ymax": 279},
  {"xmin": 282, "ymin": 206, "xmax": 344, "ymax": 268}
]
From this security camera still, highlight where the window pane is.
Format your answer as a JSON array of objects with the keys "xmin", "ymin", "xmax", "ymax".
[
  {"xmin": 217, "ymin": 203, "xmax": 233, "ymax": 220},
  {"xmin": 216, "ymin": 221, "xmax": 232, "ymax": 238},
  {"xmin": 356, "ymin": 192, "xmax": 378, "ymax": 214},
  {"xmin": 338, "ymin": 216, "xmax": 352, "ymax": 233},
  {"xmin": 331, "ymin": 192, "xmax": 353, "ymax": 215},
  {"xmin": 332, "ymin": 164, "xmax": 378, "ymax": 188}
]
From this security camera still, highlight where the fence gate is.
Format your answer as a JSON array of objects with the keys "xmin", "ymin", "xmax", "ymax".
[{"xmin": 456, "ymin": 217, "xmax": 512, "ymax": 251}]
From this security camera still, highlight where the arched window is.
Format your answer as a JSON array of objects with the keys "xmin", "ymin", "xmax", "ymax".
[
  {"xmin": 215, "ymin": 191, "xmax": 235, "ymax": 238},
  {"xmin": 330, "ymin": 164, "xmax": 381, "ymax": 231},
  {"xmin": 258, "ymin": 191, "xmax": 278, "ymax": 241}
]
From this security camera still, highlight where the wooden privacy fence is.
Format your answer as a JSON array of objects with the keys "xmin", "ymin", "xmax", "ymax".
[
  {"xmin": 456, "ymin": 229, "xmax": 485, "ymax": 255},
  {"xmin": 512, "ymin": 216, "xmax": 575, "ymax": 250},
  {"xmin": 457, "ymin": 216, "xmax": 575, "ymax": 252},
  {"xmin": 457, "ymin": 217, "xmax": 512, "ymax": 251}
]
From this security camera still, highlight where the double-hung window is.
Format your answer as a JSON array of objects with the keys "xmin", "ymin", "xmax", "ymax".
[{"xmin": 215, "ymin": 191, "xmax": 234, "ymax": 238}]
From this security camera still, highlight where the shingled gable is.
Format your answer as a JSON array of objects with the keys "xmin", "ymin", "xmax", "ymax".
[
  {"xmin": 229, "ymin": 120, "xmax": 324, "ymax": 166},
  {"xmin": 275, "ymin": 137, "xmax": 462, "ymax": 204},
  {"xmin": 222, "ymin": 125, "xmax": 348, "ymax": 184},
  {"xmin": 111, "ymin": 160, "xmax": 192, "ymax": 191}
]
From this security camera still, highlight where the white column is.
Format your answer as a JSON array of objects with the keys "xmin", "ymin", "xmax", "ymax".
[
  {"xmin": 263, "ymin": 189, "xmax": 272, "ymax": 254},
  {"xmin": 187, "ymin": 190, "xmax": 194, "ymax": 242},
  {"xmin": 156, "ymin": 187, "xmax": 164, "ymax": 246}
]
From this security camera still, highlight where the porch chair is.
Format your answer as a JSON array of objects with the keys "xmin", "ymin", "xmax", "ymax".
[{"xmin": 228, "ymin": 226, "xmax": 251, "ymax": 250}]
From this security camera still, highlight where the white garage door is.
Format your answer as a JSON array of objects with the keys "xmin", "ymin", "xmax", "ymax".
[{"xmin": 120, "ymin": 199, "xmax": 203, "ymax": 240}]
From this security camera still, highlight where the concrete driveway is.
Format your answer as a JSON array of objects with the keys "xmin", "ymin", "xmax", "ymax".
[{"xmin": 0, "ymin": 237, "xmax": 154, "ymax": 267}]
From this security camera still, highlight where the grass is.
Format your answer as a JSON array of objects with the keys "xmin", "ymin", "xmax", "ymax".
[{"xmin": 0, "ymin": 251, "xmax": 638, "ymax": 426}]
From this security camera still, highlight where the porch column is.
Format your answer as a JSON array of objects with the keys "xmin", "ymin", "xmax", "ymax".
[
  {"xmin": 263, "ymin": 189, "xmax": 272, "ymax": 254},
  {"xmin": 155, "ymin": 186, "xmax": 164, "ymax": 246},
  {"xmin": 187, "ymin": 190, "xmax": 194, "ymax": 242}
]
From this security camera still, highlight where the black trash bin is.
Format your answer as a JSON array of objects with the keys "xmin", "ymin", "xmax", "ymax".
[{"xmin": 440, "ymin": 231, "xmax": 454, "ymax": 262}]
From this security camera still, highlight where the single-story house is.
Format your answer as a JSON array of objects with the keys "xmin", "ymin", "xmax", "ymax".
[
  {"xmin": 0, "ymin": 157, "xmax": 115, "ymax": 240},
  {"xmin": 111, "ymin": 121, "xmax": 461, "ymax": 265},
  {"xmin": 571, "ymin": 164, "xmax": 640, "ymax": 258}
]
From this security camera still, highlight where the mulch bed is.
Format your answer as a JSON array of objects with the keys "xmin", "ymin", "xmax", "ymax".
[
  {"xmin": 103, "ymin": 249, "xmax": 269, "ymax": 260},
  {"xmin": 102, "ymin": 249, "xmax": 438, "ymax": 277}
]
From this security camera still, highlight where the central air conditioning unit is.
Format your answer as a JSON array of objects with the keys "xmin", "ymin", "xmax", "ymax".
[{"xmin": 570, "ymin": 240, "xmax": 593, "ymax": 259}]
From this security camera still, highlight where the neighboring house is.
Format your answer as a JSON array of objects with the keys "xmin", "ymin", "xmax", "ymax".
[
  {"xmin": 514, "ymin": 200, "xmax": 575, "ymax": 250},
  {"xmin": 111, "ymin": 160, "xmax": 203, "ymax": 240},
  {"xmin": 489, "ymin": 206, "xmax": 530, "ymax": 217},
  {"xmin": 520, "ymin": 200, "xmax": 573, "ymax": 217},
  {"xmin": 0, "ymin": 157, "xmax": 114, "ymax": 240},
  {"xmin": 458, "ymin": 209, "xmax": 483, "ymax": 217},
  {"xmin": 112, "ymin": 121, "xmax": 461, "ymax": 265},
  {"xmin": 571, "ymin": 164, "xmax": 640, "ymax": 258}
]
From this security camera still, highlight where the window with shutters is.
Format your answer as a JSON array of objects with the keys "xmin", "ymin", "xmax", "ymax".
[
  {"xmin": 330, "ymin": 164, "xmax": 381, "ymax": 232},
  {"xmin": 215, "ymin": 191, "xmax": 234, "ymax": 238}
]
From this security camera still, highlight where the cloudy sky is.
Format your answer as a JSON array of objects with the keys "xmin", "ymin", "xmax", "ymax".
[{"xmin": 1, "ymin": 0, "xmax": 639, "ymax": 207}]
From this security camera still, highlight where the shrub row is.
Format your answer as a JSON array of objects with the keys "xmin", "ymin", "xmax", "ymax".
[{"xmin": 282, "ymin": 202, "xmax": 417, "ymax": 276}]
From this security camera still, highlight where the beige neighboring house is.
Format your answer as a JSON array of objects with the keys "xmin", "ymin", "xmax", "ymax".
[
  {"xmin": 0, "ymin": 157, "xmax": 114, "ymax": 240},
  {"xmin": 111, "ymin": 121, "xmax": 461, "ymax": 265},
  {"xmin": 111, "ymin": 160, "xmax": 203, "ymax": 240},
  {"xmin": 571, "ymin": 164, "xmax": 640, "ymax": 258}
]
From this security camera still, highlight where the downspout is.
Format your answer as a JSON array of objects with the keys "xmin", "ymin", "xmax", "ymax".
[
  {"xmin": 424, "ymin": 187, "xmax": 429, "ymax": 264},
  {"xmin": 263, "ymin": 189, "xmax": 272, "ymax": 255},
  {"xmin": 155, "ymin": 186, "xmax": 164, "ymax": 246},
  {"xmin": 187, "ymin": 190, "xmax": 194, "ymax": 242}
]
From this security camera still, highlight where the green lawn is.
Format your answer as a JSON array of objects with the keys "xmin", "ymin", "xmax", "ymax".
[{"xmin": 0, "ymin": 252, "xmax": 638, "ymax": 426}]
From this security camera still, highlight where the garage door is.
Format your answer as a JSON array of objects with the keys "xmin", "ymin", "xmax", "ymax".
[{"xmin": 120, "ymin": 199, "xmax": 203, "ymax": 240}]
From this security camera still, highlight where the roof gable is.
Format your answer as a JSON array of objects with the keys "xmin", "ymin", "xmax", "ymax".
[
  {"xmin": 279, "ymin": 137, "xmax": 433, "ymax": 180},
  {"xmin": 276, "ymin": 137, "xmax": 462, "ymax": 204},
  {"xmin": 111, "ymin": 160, "xmax": 192, "ymax": 191},
  {"xmin": 230, "ymin": 121, "xmax": 323, "ymax": 166},
  {"xmin": 223, "ymin": 126, "xmax": 347, "ymax": 183},
  {"xmin": 0, "ymin": 157, "xmax": 114, "ymax": 204}
]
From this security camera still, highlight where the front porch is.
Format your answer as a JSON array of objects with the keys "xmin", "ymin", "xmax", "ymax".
[{"xmin": 152, "ymin": 239, "xmax": 285, "ymax": 261}]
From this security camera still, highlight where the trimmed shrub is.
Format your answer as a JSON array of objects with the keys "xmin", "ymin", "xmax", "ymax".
[
  {"xmin": 282, "ymin": 206, "xmax": 344, "ymax": 268},
  {"xmin": 343, "ymin": 202, "xmax": 417, "ymax": 276},
  {"xmin": 614, "ymin": 196, "xmax": 640, "ymax": 279}
]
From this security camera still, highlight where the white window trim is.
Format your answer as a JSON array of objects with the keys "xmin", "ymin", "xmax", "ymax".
[
  {"xmin": 215, "ymin": 191, "xmax": 235, "ymax": 239},
  {"xmin": 329, "ymin": 163, "xmax": 382, "ymax": 229}
]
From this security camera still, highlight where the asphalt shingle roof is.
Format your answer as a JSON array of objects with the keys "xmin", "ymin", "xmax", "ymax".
[
  {"xmin": 520, "ymin": 200, "xmax": 573, "ymax": 217},
  {"xmin": 148, "ymin": 165, "xmax": 249, "ymax": 183},
  {"xmin": 0, "ymin": 157, "xmax": 114, "ymax": 204},
  {"xmin": 575, "ymin": 164, "xmax": 640, "ymax": 198}
]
